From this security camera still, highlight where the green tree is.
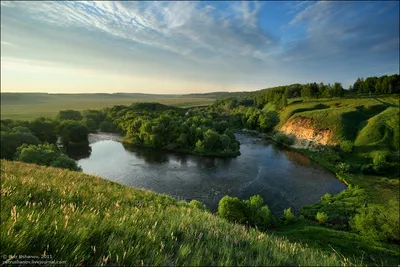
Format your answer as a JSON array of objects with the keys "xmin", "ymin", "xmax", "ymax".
[
  {"xmin": 350, "ymin": 200, "xmax": 399, "ymax": 242},
  {"xmin": 315, "ymin": 212, "xmax": 328, "ymax": 224},
  {"xmin": 57, "ymin": 120, "xmax": 89, "ymax": 145},
  {"xmin": 15, "ymin": 143, "xmax": 81, "ymax": 171},
  {"xmin": 0, "ymin": 132, "xmax": 41, "ymax": 159},
  {"xmin": 28, "ymin": 117, "xmax": 58, "ymax": 143},
  {"xmin": 218, "ymin": 196, "xmax": 246, "ymax": 223},
  {"xmin": 56, "ymin": 110, "xmax": 83, "ymax": 121}
]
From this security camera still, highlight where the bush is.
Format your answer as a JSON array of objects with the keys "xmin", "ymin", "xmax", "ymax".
[
  {"xmin": 99, "ymin": 121, "xmax": 118, "ymax": 133},
  {"xmin": 0, "ymin": 132, "xmax": 40, "ymax": 159},
  {"xmin": 260, "ymin": 205, "xmax": 273, "ymax": 227},
  {"xmin": 350, "ymin": 200, "xmax": 399, "ymax": 242},
  {"xmin": 315, "ymin": 212, "xmax": 328, "ymax": 224},
  {"xmin": 275, "ymin": 133, "xmax": 294, "ymax": 146},
  {"xmin": 372, "ymin": 151, "xmax": 388, "ymax": 172},
  {"xmin": 218, "ymin": 195, "xmax": 274, "ymax": 229},
  {"xmin": 50, "ymin": 155, "xmax": 82, "ymax": 171},
  {"xmin": 284, "ymin": 208, "xmax": 296, "ymax": 223},
  {"xmin": 15, "ymin": 143, "xmax": 81, "ymax": 171},
  {"xmin": 340, "ymin": 140, "xmax": 354, "ymax": 153},
  {"xmin": 218, "ymin": 196, "xmax": 246, "ymax": 223},
  {"xmin": 188, "ymin": 200, "xmax": 207, "ymax": 211},
  {"xmin": 337, "ymin": 162, "xmax": 350, "ymax": 174}
]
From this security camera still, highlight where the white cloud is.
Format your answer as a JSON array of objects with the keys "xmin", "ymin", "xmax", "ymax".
[{"xmin": 1, "ymin": 1, "xmax": 273, "ymax": 61}]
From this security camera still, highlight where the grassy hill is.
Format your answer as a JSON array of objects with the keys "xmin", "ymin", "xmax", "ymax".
[
  {"xmin": 278, "ymin": 96, "xmax": 398, "ymax": 142},
  {"xmin": 0, "ymin": 93, "xmax": 215, "ymax": 120},
  {"xmin": 1, "ymin": 160, "xmax": 355, "ymax": 266}
]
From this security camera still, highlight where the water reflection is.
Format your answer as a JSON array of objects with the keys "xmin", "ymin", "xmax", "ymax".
[
  {"xmin": 65, "ymin": 141, "xmax": 92, "ymax": 160},
  {"xmin": 283, "ymin": 150, "xmax": 311, "ymax": 166},
  {"xmin": 78, "ymin": 133, "xmax": 346, "ymax": 215}
]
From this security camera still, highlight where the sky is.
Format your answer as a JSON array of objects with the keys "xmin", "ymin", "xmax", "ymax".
[{"xmin": 1, "ymin": 1, "xmax": 399, "ymax": 94}]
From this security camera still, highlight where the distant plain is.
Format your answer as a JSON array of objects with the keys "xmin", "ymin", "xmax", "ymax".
[{"xmin": 0, "ymin": 93, "xmax": 216, "ymax": 120}]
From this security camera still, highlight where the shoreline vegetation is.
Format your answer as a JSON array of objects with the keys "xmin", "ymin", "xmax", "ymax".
[{"xmin": 1, "ymin": 73, "xmax": 399, "ymax": 265}]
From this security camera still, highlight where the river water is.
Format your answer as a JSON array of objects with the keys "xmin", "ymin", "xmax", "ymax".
[{"xmin": 77, "ymin": 133, "xmax": 346, "ymax": 215}]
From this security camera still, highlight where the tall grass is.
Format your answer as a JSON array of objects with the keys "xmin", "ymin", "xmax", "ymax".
[{"xmin": 0, "ymin": 160, "xmax": 355, "ymax": 266}]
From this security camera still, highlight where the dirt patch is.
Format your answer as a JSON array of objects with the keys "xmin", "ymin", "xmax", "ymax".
[{"xmin": 279, "ymin": 117, "xmax": 337, "ymax": 149}]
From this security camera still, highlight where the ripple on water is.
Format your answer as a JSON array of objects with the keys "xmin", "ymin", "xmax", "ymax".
[{"xmin": 78, "ymin": 133, "xmax": 347, "ymax": 214}]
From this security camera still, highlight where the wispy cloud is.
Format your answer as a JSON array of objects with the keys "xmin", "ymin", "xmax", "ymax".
[
  {"xmin": 0, "ymin": 1, "xmax": 398, "ymax": 92},
  {"xmin": 1, "ymin": 1, "xmax": 273, "ymax": 61}
]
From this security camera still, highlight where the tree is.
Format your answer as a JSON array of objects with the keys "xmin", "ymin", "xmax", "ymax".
[
  {"xmin": 57, "ymin": 120, "xmax": 89, "ymax": 145},
  {"xmin": 218, "ymin": 196, "xmax": 246, "ymax": 223},
  {"xmin": 0, "ymin": 132, "xmax": 41, "ymax": 159},
  {"xmin": 280, "ymin": 95, "xmax": 288, "ymax": 109},
  {"xmin": 28, "ymin": 117, "xmax": 58, "ymax": 143},
  {"xmin": 202, "ymin": 129, "xmax": 219, "ymax": 150},
  {"xmin": 16, "ymin": 143, "xmax": 60, "ymax": 166},
  {"xmin": 56, "ymin": 110, "xmax": 83, "ymax": 121},
  {"xmin": 15, "ymin": 143, "xmax": 81, "ymax": 171},
  {"xmin": 350, "ymin": 200, "xmax": 399, "ymax": 242}
]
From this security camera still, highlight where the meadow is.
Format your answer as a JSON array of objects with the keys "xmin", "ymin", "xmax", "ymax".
[
  {"xmin": 0, "ymin": 93, "xmax": 215, "ymax": 120},
  {"xmin": 1, "ymin": 160, "xmax": 354, "ymax": 266}
]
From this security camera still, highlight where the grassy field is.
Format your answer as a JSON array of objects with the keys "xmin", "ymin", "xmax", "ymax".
[
  {"xmin": 277, "ymin": 95, "xmax": 399, "ymax": 203},
  {"xmin": 1, "ymin": 160, "xmax": 355, "ymax": 266},
  {"xmin": 0, "ymin": 93, "xmax": 215, "ymax": 120}
]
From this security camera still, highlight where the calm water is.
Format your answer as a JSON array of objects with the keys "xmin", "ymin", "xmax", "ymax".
[{"xmin": 78, "ymin": 133, "xmax": 346, "ymax": 214}]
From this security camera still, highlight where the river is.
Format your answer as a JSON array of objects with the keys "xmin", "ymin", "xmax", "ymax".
[{"xmin": 77, "ymin": 133, "xmax": 346, "ymax": 215}]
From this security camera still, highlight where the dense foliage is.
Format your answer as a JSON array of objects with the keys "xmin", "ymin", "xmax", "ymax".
[
  {"xmin": 102, "ymin": 104, "xmax": 241, "ymax": 157},
  {"xmin": 15, "ymin": 143, "xmax": 81, "ymax": 171},
  {"xmin": 352, "ymin": 74, "xmax": 400, "ymax": 94},
  {"xmin": 218, "ymin": 195, "xmax": 274, "ymax": 230}
]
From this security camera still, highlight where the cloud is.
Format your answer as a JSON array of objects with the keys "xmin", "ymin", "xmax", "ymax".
[
  {"xmin": 281, "ymin": 1, "xmax": 399, "ymax": 73},
  {"xmin": 1, "ymin": 1, "xmax": 273, "ymax": 62},
  {"xmin": 0, "ymin": 1, "xmax": 398, "ymax": 92}
]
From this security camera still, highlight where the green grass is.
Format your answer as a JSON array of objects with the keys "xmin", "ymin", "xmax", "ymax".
[
  {"xmin": 355, "ymin": 107, "xmax": 399, "ymax": 150},
  {"xmin": 275, "ymin": 220, "xmax": 399, "ymax": 266},
  {"xmin": 277, "ymin": 96, "xmax": 399, "ymax": 141},
  {"xmin": 1, "ymin": 160, "xmax": 359, "ymax": 266},
  {"xmin": 0, "ymin": 93, "xmax": 215, "ymax": 120}
]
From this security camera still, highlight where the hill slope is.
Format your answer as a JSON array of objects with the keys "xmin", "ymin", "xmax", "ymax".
[{"xmin": 0, "ymin": 160, "xmax": 351, "ymax": 266}]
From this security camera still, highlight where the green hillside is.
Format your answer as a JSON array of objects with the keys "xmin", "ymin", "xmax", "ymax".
[
  {"xmin": 1, "ymin": 160, "xmax": 353, "ymax": 266},
  {"xmin": 278, "ymin": 96, "xmax": 398, "ymax": 143}
]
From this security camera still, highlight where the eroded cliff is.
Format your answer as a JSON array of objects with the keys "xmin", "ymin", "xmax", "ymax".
[{"xmin": 279, "ymin": 117, "xmax": 338, "ymax": 149}]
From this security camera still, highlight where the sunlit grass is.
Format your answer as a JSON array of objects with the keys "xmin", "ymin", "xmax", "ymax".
[
  {"xmin": 1, "ymin": 95, "xmax": 215, "ymax": 120},
  {"xmin": 1, "ymin": 160, "xmax": 356, "ymax": 266}
]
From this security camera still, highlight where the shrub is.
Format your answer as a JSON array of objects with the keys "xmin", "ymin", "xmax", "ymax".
[
  {"xmin": 360, "ymin": 163, "xmax": 374, "ymax": 174},
  {"xmin": 50, "ymin": 155, "xmax": 82, "ymax": 171},
  {"xmin": 0, "ymin": 132, "xmax": 40, "ymax": 159},
  {"xmin": 275, "ymin": 133, "xmax": 294, "ymax": 146},
  {"xmin": 218, "ymin": 196, "xmax": 246, "ymax": 223},
  {"xmin": 188, "ymin": 200, "xmax": 207, "ymax": 211},
  {"xmin": 260, "ymin": 205, "xmax": 273, "ymax": 227},
  {"xmin": 244, "ymin": 195, "xmax": 265, "ymax": 225},
  {"xmin": 99, "ymin": 121, "xmax": 118, "ymax": 133},
  {"xmin": 337, "ymin": 162, "xmax": 350, "ymax": 174},
  {"xmin": 15, "ymin": 143, "xmax": 81, "ymax": 171},
  {"xmin": 315, "ymin": 212, "xmax": 328, "ymax": 224},
  {"xmin": 218, "ymin": 195, "xmax": 274, "ymax": 229},
  {"xmin": 284, "ymin": 208, "xmax": 296, "ymax": 223},
  {"xmin": 340, "ymin": 140, "xmax": 354, "ymax": 153},
  {"xmin": 350, "ymin": 200, "xmax": 399, "ymax": 242},
  {"xmin": 372, "ymin": 151, "xmax": 387, "ymax": 172}
]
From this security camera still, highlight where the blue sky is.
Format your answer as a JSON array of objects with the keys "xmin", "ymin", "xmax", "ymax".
[{"xmin": 1, "ymin": 1, "xmax": 399, "ymax": 94}]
